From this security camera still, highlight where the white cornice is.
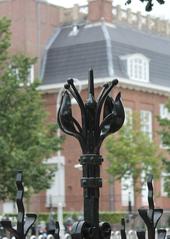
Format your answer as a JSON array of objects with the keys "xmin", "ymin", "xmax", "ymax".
[
  {"xmin": 118, "ymin": 77, "xmax": 170, "ymax": 96},
  {"xmin": 38, "ymin": 77, "xmax": 170, "ymax": 97}
]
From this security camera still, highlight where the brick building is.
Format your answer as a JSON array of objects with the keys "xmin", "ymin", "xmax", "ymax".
[{"xmin": 1, "ymin": 0, "xmax": 170, "ymax": 213}]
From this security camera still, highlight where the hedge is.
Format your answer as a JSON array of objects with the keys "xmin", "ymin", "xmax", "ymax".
[{"xmin": 4, "ymin": 212, "xmax": 125, "ymax": 225}]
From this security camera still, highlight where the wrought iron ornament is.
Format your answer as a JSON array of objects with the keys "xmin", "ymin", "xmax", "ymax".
[
  {"xmin": 58, "ymin": 69, "xmax": 125, "ymax": 239},
  {"xmin": 58, "ymin": 69, "xmax": 124, "ymax": 155},
  {"xmin": 120, "ymin": 174, "xmax": 166, "ymax": 239},
  {"xmin": 137, "ymin": 174, "xmax": 165, "ymax": 239},
  {"xmin": 0, "ymin": 171, "xmax": 37, "ymax": 239}
]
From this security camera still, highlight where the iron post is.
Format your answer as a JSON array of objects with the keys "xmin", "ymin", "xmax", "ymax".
[{"xmin": 58, "ymin": 69, "xmax": 125, "ymax": 239}]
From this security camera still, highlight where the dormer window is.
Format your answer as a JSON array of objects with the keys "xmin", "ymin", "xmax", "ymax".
[
  {"xmin": 69, "ymin": 25, "xmax": 79, "ymax": 36},
  {"xmin": 120, "ymin": 53, "xmax": 150, "ymax": 83}
]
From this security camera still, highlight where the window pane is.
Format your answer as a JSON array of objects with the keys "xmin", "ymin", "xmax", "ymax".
[
  {"xmin": 124, "ymin": 107, "xmax": 132, "ymax": 125},
  {"xmin": 121, "ymin": 174, "xmax": 134, "ymax": 206},
  {"xmin": 128, "ymin": 56, "xmax": 149, "ymax": 82},
  {"xmin": 140, "ymin": 110, "xmax": 152, "ymax": 140}
]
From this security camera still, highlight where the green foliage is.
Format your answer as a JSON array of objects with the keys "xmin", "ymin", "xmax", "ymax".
[
  {"xmin": 99, "ymin": 212, "xmax": 124, "ymax": 224},
  {"xmin": 0, "ymin": 17, "xmax": 63, "ymax": 200},
  {"xmin": 158, "ymin": 100, "xmax": 170, "ymax": 152},
  {"xmin": 105, "ymin": 112, "xmax": 163, "ymax": 203},
  {"xmin": 0, "ymin": 18, "xmax": 11, "ymax": 65},
  {"xmin": 4, "ymin": 212, "xmax": 125, "ymax": 225},
  {"xmin": 158, "ymin": 99, "xmax": 170, "ymax": 195}
]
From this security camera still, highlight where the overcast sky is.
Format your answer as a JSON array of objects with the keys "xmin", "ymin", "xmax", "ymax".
[{"xmin": 48, "ymin": 0, "xmax": 170, "ymax": 20}]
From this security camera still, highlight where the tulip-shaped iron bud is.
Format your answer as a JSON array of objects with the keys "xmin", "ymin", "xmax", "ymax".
[{"xmin": 58, "ymin": 69, "xmax": 125, "ymax": 154}]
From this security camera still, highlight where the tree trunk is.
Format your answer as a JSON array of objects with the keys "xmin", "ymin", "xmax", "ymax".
[{"xmin": 133, "ymin": 178, "xmax": 140, "ymax": 211}]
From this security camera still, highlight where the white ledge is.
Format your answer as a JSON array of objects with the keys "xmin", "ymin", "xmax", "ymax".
[{"xmin": 38, "ymin": 77, "xmax": 170, "ymax": 96}]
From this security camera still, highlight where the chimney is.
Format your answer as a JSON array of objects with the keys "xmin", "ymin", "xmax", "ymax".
[{"xmin": 87, "ymin": 0, "xmax": 113, "ymax": 23}]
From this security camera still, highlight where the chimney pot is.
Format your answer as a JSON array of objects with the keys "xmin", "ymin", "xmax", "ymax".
[{"xmin": 87, "ymin": 0, "xmax": 113, "ymax": 23}]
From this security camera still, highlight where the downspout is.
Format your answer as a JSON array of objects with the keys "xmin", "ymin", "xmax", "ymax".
[
  {"xmin": 101, "ymin": 21, "xmax": 114, "ymax": 77},
  {"xmin": 101, "ymin": 21, "xmax": 115, "ymax": 210}
]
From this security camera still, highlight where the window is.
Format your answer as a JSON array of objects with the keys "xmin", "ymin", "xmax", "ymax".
[
  {"xmin": 159, "ymin": 104, "xmax": 170, "ymax": 148},
  {"xmin": 120, "ymin": 54, "xmax": 150, "ymax": 82},
  {"xmin": 121, "ymin": 174, "xmax": 134, "ymax": 206},
  {"xmin": 160, "ymin": 104, "xmax": 170, "ymax": 120},
  {"xmin": 140, "ymin": 110, "xmax": 152, "ymax": 140},
  {"xmin": 27, "ymin": 65, "xmax": 34, "ymax": 84},
  {"xmin": 124, "ymin": 107, "xmax": 132, "ymax": 126},
  {"xmin": 160, "ymin": 172, "xmax": 170, "ymax": 197},
  {"xmin": 69, "ymin": 25, "xmax": 79, "ymax": 36},
  {"xmin": 3, "ymin": 201, "xmax": 15, "ymax": 214},
  {"xmin": 141, "ymin": 171, "xmax": 148, "ymax": 205},
  {"xmin": 9, "ymin": 65, "xmax": 34, "ymax": 84},
  {"xmin": 46, "ymin": 156, "xmax": 65, "ymax": 207}
]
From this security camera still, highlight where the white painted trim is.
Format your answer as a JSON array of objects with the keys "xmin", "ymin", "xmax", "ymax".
[
  {"xmin": 118, "ymin": 77, "xmax": 170, "ymax": 96},
  {"xmin": 44, "ymin": 156, "xmax": 65, "ymax": 165},
  {"xmin": 120, "ymin": 53, "xmax": 150, "ymax": 62},
  {"xmin": 38, "ymin": 77, "xmax": 170, "ymax": 96},
  {"xmin": 140, "ymin": 110, "xmax": 152, "ymax": 140},
  {"xmin": 84, "ymin": 21, "xmax": 116, "ymax": 29},
  {"xmin": 101, "ymin": 22, "xmax": 114, "ymax": 77},
  {"xmin": 161, "ymin": 172, "xmax": 170, "ymax": 197}
]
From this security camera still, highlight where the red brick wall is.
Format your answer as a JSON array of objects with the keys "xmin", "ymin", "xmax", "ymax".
[
  {"xmin": 0, "ymin": 0, "xmax": 61, "ymax": 75},
  {"xmin": 87, "ymin": 0, "xmax": 113, "ymax": 23},
  {"xmin": 39, "ymin": 85, "xmax": 169, "ymax": 213}
]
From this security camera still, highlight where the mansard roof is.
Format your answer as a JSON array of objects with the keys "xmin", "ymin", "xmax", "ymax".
[{"xmin": 41, "ymin": 21, "xmax": 170, "ymax": 89}]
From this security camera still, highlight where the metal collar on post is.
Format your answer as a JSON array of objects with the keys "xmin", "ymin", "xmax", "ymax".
[{"xmin": 58, "ymin": 69, "xmax": 125, "ymax": 239}]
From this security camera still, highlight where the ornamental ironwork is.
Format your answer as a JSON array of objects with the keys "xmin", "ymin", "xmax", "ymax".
[{"xmin": 58, "ymin": 69, "xmax": 125, "ymax": 239}]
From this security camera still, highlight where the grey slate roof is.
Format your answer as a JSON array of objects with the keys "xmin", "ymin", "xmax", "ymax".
[{"xmin": 42, "ymin": 21, "xmax": 170, "ymax": 88}]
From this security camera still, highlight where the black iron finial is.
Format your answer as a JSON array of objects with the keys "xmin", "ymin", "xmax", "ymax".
[
  {"xmin": 88, "ymin": 68, "xmax": 94, "ymax": 97},
  {"xmin": 58, "ymin": 69, "xmax": 124, "ymax": 154},
  {"xmin": 58, "ymin": 70, "xmax": 124, "ymax": 239},
  {"xmin": 1, "ymin": 171, "xmax": 37, "ymax": 239},
  {"xmin": 137, "ymin": 174, "xmax": 165, "ymax": 239}
]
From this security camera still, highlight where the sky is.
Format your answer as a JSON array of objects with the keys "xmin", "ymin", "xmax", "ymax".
[{"xmin": 48, "ymin": 0, "xmax": 170, "ymax": 20}]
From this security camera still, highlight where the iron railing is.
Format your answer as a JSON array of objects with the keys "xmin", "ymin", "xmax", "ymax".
[{"xmin": 0, "ymin": 70, "xmax": 167, "ymax": 239}]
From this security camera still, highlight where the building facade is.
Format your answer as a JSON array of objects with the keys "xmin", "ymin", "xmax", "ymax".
[{"xmin": 0, "ymin": 0, "xmax": 170, "ymax": 213}]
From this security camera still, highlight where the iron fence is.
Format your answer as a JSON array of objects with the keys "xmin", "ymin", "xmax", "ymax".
[{"xmin": 0, "ymin": 71, "xmax": 168, "ymax": 239}]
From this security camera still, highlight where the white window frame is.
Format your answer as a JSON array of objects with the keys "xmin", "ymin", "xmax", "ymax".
[
  {"xmin": 159, "ymin": 104, "xmax": 170, "ymax": 148},
  {"xmin": 3, "ymin": 201, "xmax": 16, "ymax": 214},
  {"xmin": 160, "ymin": 104, "xmax": 170, "ymax": 120},
  {"xmin": 9, "ymin": 65, "xmax": 34, "ymax": 85},
  {"xmin": 120, "ymin": 53, "xmax": 150, "ymax": 83},
  {"xmin": 27, "ymin": 65, "xmax": 34, "ymax": 84},
  {"xmin": 69, "ymin": 25, "xmax": 79, "ymax": 36},
  {"xmin": 160, "ymin": 172, "xmax": 170, "ymax": 197},
  {"xmin": 121, "ymin": 174, "xmax": 134, "ymax": 206},
  {"xmin": 140, "ymin": 110, "xmax": 152, "ymax": 140},
  {"xmin": 141, "ymin": 171, "xmax": 149, "ymax": 206},
  {"xmin": 45, "ymin": 156, "xmax": 65, "ymax": 207},
  {"xmin": 124, "ymin": 107, "xmax": 132, "ymax": 126}
]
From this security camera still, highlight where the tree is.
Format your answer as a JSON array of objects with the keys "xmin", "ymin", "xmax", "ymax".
[
  {"xmin": 105, "ymin": 112, "xmax": 163, "ymax": 209},
  {"xmin": 0, "ymin": 17, "xmax": 62, "ymax": 201},
  {"xmin": 125, "ymin": 0, "xmax": 165, "ymax": 12},
  {"xmin": 158, "ymin": 100, "xmax": 170, "ymax": 195}
]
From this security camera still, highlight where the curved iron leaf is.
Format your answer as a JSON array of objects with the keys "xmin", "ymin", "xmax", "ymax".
[
  {"xmin": 103, "ymin": 95, "xmax": 114, "ymax": 120},
  {"xmin": 100, "ymin": 92, "xmax": 125, "ymax": 136},
  {"xmin": 58, "ymin": 91, "xmax": 78, "ymax": 135}
]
